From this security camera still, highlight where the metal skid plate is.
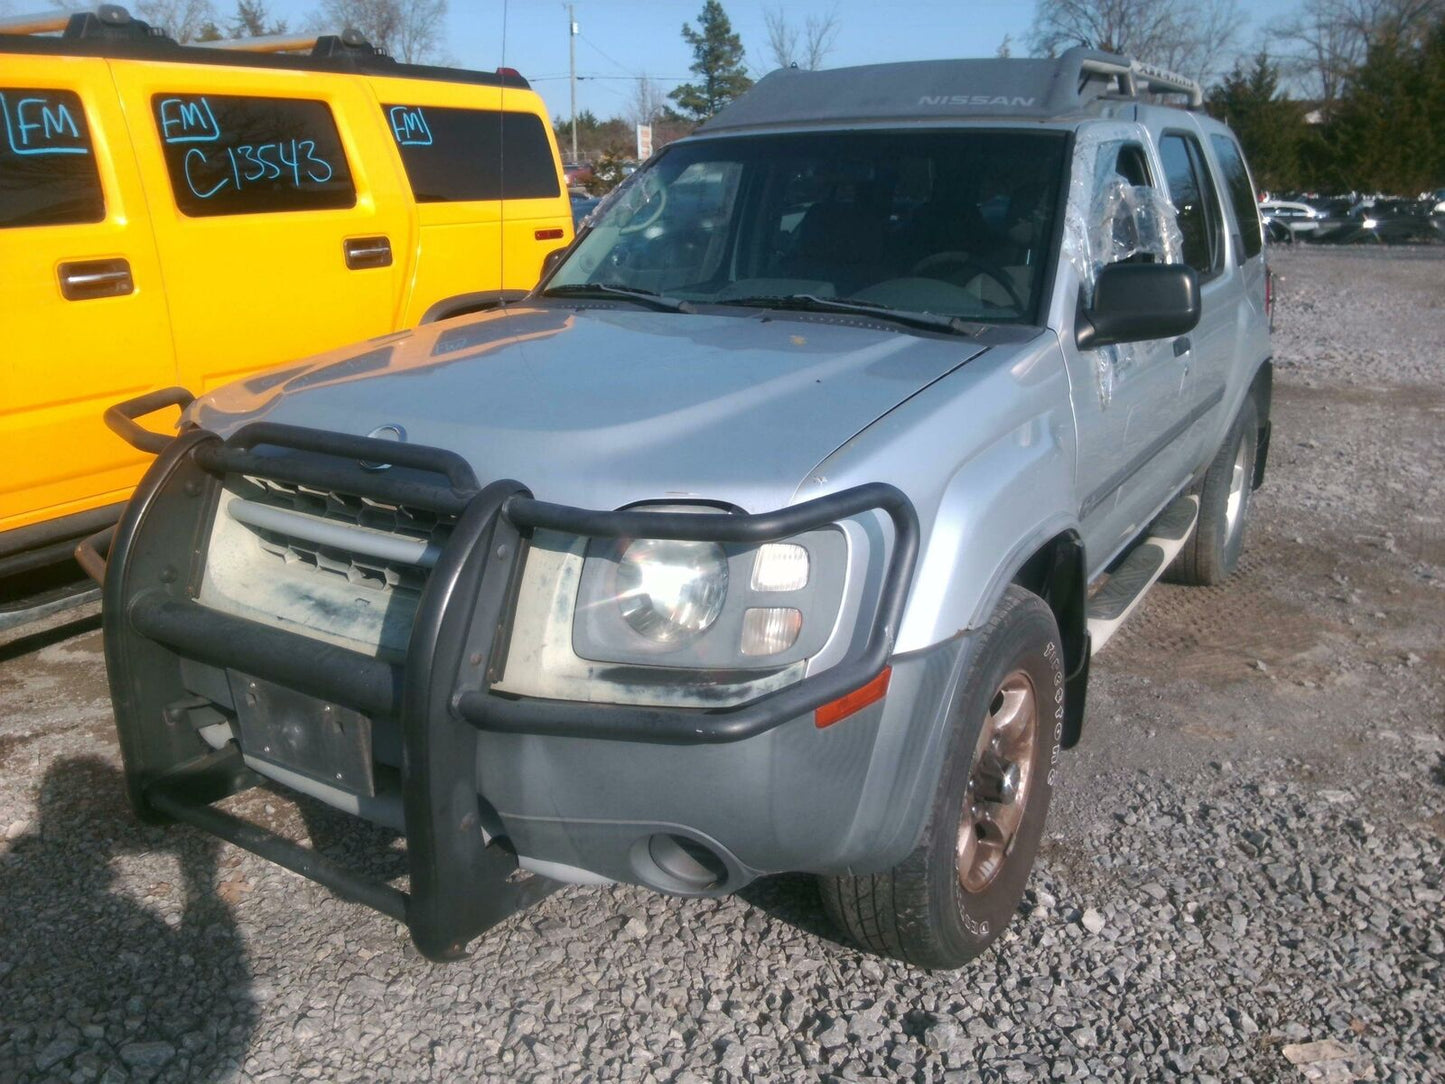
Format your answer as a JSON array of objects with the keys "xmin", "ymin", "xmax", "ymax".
[{"xmin": 229, "ymin": 671, "xmax": 375, "ymax": 797}]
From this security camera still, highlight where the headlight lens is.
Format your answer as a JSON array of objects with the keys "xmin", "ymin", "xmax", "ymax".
[{"xmin": 617, "ymin": 539, "xmax": 729, "ymax": 642}]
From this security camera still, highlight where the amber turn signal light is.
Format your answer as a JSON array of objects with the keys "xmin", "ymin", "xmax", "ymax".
[{"xmin": 815, "ymin": 666, "xmax": 892, "ymax": 729}]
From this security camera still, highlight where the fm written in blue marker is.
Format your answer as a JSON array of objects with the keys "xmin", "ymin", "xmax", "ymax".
[
  {"xmin": 1, "ymin": 93, "xmax": 89, "ymax": 156},
  {"xmin": 158, "ymin": 97, "xmax": 221, "ymax": 143},
  {"xmin": 389, "ymin": 106, "xmax": 432, "ymax": 146}
]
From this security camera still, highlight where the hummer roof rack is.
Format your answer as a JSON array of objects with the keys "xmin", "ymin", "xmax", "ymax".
[
  {"xmin": 700, "ymin": 45, "xmax": 1203, "ymax": 134},
  {"xmin": 0, "ymin": 3, "xmax": 531, "ymax": 89}
]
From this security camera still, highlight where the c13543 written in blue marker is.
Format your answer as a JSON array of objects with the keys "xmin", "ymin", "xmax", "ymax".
[
  {"xmin": 181, "ymin": 139, "xmax": 334, "ymax": 200},
  {"xmin": 155, "ymin": 95, "xmax": 338, "ymax": 200}
]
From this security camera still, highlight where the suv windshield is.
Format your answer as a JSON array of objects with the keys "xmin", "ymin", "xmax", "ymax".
[{"xmin": 547, "ymin": 129, "xmax": 1067, "ymax": 325}]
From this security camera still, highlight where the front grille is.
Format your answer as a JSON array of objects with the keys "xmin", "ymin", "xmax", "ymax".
[
  {"xmin": 200, "ymin": 474, "xmax": 460, "ymax": 658},
  {"xmin": 233, "ymin": 476, "xmax": 454, "ymax": 599}
]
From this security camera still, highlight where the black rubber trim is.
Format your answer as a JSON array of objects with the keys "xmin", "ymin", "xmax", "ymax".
[
  {"xmin": 104, "ymin": 386, "xmax": 195, "ymax": 454},
  {"xmin": 419, "ymin": 290, "xmax": 530, "ymax": 324},
  {"xmin": 1253, "ymin": 418, "xmax": 1271, "ymax": 489},
  {"xmin": 400, "ymin": 479, "xmax": 560, "ymax": 959},
  {"xmin": 147, "ymin": 770, "xmax": 409, "ymax": 923},
  {"xmin": 128, "ymin": 592, "xmax": 404, "ymax": 718},
  {"xmin": 1080, "ymin": 384, "xmax": 1225, "ymax": 519},
  {"xmin": 193, "ymin": 422, "xmax": 480, "ymax": 516},
  {"xmin": 454, "ymin": 482, "xmax": 920, "ymax": 744},
  {"xmin": 0, "ymin": 501, "xmax": 125, "ymax": 560}
]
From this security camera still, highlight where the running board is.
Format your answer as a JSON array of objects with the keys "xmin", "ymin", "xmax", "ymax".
[{"xmin": 1087, "ymin": 495, "xmax": 1198, "ymax": 653}]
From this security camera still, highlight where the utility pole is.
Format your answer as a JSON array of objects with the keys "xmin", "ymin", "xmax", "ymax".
[{"xmin": 568, "ymin": 3, "xmax": 578, "ymax": 162}]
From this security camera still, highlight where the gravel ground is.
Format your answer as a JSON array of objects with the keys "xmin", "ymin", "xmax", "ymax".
[{"xmin": 1, "ymin": 245, "xmax": 1442, "ymax": 1084}]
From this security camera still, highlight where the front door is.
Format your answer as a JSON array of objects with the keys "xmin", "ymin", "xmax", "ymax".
[
  {"xmin": 0, "ymin": 56, "xmax": 177, "ymax": 537},
  {"xmin": 107, "ymin": 61, "xmax": 413, "ymax": 394}
]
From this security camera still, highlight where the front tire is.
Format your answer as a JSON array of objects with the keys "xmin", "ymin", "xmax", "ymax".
[
  {"xmin": 819, "ymin": 586, "xmax": 1064, "ymax": 968},
  {"xmin": 1167, "ymin": 394, "xmax": 1259, "ymax": 586}
]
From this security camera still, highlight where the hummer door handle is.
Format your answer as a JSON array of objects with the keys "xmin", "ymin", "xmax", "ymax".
[
  {"xmin": 344, "ymin": 236, "xmax": 393, "ymax": 270},
  {"xmin": 59, "ymin": 258, "xmax": 133, "ymax": 300}
]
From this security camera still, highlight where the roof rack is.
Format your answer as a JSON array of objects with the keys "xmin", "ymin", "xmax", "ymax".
[
  {"xmin": 0, "ymin": 4, "xmax": 384, "ymax": 60},
  {"xmin": 0, "ymin": 10, "xmax": 72, "ymax": 35},
  {"xmin": 701, "ymin": 45, "xmax": 1204, "ymax": 134},
  {"xmin": 205, "ymin": 28, "xmax": 380, "ymax": 57},
  {"xmin": 1075, "ymin": 52, "xmax": 1203, "ymax": 108}
]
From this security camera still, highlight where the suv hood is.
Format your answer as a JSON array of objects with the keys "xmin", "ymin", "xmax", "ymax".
[{"xmin": 192, "ymin": 304, "xmax": 987, "ymax": 511}]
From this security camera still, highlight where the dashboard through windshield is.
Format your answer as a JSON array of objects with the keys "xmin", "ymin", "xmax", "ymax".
[{"xmin": 547, "ymin": 129, "xmax": 1069, "ymax": 326}]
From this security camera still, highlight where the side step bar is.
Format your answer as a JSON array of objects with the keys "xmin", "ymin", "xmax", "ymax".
[{"xmin": 1087, "ymin": 495, "xmax": 1198, "ymax": 653}]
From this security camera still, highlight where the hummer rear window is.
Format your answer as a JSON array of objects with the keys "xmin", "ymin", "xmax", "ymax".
[
  {"xmin": 382, "ymin": 105, "xmax": 560, "ymax": 202},
  {"xmin": 0, "ymin": 88, "xmax": 105, "ymax": 229},
  {"xmin": 150, "ymin": 94, "xmax": 356, "ymax": 217}
]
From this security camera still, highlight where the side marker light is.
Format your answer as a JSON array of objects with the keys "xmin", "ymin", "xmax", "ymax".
[{"xmin": 815, "ymin": 666, "xmax": 892, "ymax": 729}]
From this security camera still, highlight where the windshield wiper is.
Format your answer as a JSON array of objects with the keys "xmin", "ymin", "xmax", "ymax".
[
  {"xmin": 541, "ymin": 282, "xmax": 695, "ymax": 313},
  {"xmin": 714, "ymin": 294, "xmax": 975, "ymax": 335}
]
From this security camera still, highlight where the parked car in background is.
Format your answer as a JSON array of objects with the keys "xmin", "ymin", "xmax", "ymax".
[
  {"xmin": 1260, "ymin": 199, "xmax": 1325, "ymax": 238},
  {"xmin": 563, "ymin": 160, "xmax": 594, "ymax": 188},
  {"xmin": 90, "ymin": 48, "xmax": 1272, "ymax": 970},
  {"xmin": 0, "ymin": 4, "xmax": 571, "ymax": 604}
]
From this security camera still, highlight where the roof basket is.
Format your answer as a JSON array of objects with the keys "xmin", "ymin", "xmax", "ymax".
[{"xmin": 1064, "ymin": 47, "xmax": 1203, "ymax": 108}]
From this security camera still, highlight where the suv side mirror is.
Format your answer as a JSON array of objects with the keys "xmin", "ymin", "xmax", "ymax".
[{"xmin": 1076, "ymin": 263, "xmax": 1200, "ymax": 350}]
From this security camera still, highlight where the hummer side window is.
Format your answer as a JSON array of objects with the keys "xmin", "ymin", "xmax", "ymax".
[
  {"xmin": 382, "ymin": 105, "xmax": 561, "ymax": 202},
  {"xmin": 151, "ymin": 93, "xmax": 356, "ymax": 217},
  {"xmin": 0, "ymin": 88, "xmax": 105, "ymax": 228}
]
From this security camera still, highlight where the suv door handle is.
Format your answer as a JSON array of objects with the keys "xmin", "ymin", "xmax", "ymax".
[
  {"xmin": 344, "ymin": 236, "xmax": 393, "ymax": 270},
  {"xmin": 59, "ymin": 258, "xmax": 133, "ymax": 301}
]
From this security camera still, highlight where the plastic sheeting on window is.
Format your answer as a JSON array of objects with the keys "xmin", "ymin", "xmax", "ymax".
[{"xmin": 1062, "ymin": 130, "xmax": 1185, "ymax": 406}]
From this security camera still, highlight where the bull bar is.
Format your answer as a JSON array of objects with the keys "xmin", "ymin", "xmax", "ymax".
[{"xmin": 82, "ymin": 389, "xmax": 918, "ymax": 958}]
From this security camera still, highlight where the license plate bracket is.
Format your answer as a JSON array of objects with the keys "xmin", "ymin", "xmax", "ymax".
[{"xmin": 228, "ymin": 671, "xmax": 375, "ymax": 797}]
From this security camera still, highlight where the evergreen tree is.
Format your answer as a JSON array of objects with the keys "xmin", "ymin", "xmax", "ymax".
[
  {"xmin": 1328, "ymin": 18, "xmax": 1445, "ymax": 193},
  {"xmin": 1206, "ymin": 53, "xmax": 1306, "ymax": 191},
  {"xmin": 668, "ymin": 1, "xmax": 753, "ymax": 123}
]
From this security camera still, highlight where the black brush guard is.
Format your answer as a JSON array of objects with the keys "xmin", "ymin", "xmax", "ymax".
[{"xmin": 93, "ymin": 392, "xmax": 917, "ymax": 959}]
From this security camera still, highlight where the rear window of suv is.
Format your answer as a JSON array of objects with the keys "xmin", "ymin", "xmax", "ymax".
[
  {"xmin": 0, "ymin": 88, "xmax": 105, "ymax": 228},
  {"xmin": 1209, "ymin": 134, "xmax": 1263, "ymax": 259},
  {"xmin": 151, "ymin": 93, "xmax": 356, "ymax": 217},
  {"xmin": 383, "ymin": 104, "xmax": 560, "ymax": 202}
]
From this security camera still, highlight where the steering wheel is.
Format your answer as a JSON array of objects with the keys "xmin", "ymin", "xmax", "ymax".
[
  {"xmin": 908, "ymin": 251, "xmax": 1025, "ymax": 312},
  {"xmin": 618, "ymin": 183, "xmax": 668, "ymax": 235}
]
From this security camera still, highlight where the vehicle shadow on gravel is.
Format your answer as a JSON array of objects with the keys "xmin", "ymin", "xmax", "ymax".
[
  {"xmin": 736, "ymin": 873, "xmax": 858, "ymax": 952},
  {"xmin": 0, "ymin": 756, "xmax": 255, "ymax": 1082}
]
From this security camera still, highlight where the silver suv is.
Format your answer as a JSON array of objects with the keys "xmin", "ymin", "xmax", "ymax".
[{"xmin": 91, "ymin": 48, "xmax": 1272, "ymax": 968}]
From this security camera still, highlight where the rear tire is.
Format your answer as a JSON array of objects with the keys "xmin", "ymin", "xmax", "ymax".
[
  {"xmin": 1166, "ymin": 394, "xmax": 1259, "ymax": 586},
  {"xmin": 818, "ymin": 585, "xmax": 1063, "ymax": 968}
]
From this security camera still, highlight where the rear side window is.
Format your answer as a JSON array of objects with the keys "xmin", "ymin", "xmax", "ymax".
[
  {"xmin": 1209, "ymin": 134, "xmax": 1263, "ymax": 259},
  {"xmin": 1159, "ymin": 133, "xmax": 1224, "ymax": 276},
  {"xmin": 151, "ymin": 94, "xmax": 356, "ymax": 217},
  {"xmin": 383, "ymin": 105, "xmax": 560, "ymax": 202},
  {"xmin": 0, "ymin": 88, "xmax": 105, "ymax": 228}
]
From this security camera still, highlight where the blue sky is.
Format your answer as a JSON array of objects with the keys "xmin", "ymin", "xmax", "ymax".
[{"xmin": 261, "ymin": 0, "xmax": 1299, "ymax": 120}]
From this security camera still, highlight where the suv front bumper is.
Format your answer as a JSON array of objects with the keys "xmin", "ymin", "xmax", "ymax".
[{"xmin": 98, "ymin": 414, "xmax": 932, "ymax": 958}]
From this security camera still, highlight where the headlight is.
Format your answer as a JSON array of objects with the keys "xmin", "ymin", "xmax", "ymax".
[{"xmin": 616, "ymin": 538, "xmax": 729, "ymax": 642}]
